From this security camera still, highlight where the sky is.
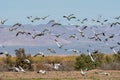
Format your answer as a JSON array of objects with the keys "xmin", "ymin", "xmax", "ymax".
[
  {"xmin": 0, "ymin": 0, "xmax": 120, "ymax": 54},
  {"xmin": 0, "ymin": 0, "xmax": 120, "ymax": 25}
]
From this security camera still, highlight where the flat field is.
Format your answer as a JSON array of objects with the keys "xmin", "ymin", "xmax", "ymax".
[{"xmin": 0, "ymin": 69, "xmax": 120, "ymax": 80}]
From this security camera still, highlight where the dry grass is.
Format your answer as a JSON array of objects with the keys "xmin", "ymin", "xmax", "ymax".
[
  {"xmin": 0, "ymin": 55, "xmax": 120, "ymax": 80},
  {"xmin": 0, "ymin": 55, "xmax": 76, "ymax": 63},
  {"xmin": 0, "ymin": 55, "xmax": 76, "ymax": 71},
  {"xmin": 0, "ymin": 70, "xmax": 120, "ymax": 80},
  {"xmin": 31, "ymin": 56, "xmax": 76, "ymax": 71},
  {"xmin": 32, "ymin": 55, "xmax": 76, "ymax": 63}
]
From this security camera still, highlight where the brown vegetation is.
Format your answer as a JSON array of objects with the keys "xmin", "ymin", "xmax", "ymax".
[
  {"xmin": 1, "ymin": 48, "xmax": 120, "ymax": 72},
  {"xmin": 0, "ymin": 48, "xmax": 120, "ymax": 79},
  {"xmin": 0, "ymin": 70, "xmax": 120, "ymax": 80}
]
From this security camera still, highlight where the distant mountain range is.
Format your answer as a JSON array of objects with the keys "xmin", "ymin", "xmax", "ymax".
[{"xmin": 0, "ymin": 23, "xmax": 120, "ymax": 55}]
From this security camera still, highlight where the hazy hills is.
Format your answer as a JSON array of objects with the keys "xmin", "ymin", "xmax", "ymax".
[{"xmin": 0, "ymin": 23, "xmax": 120, "ymax": 55}]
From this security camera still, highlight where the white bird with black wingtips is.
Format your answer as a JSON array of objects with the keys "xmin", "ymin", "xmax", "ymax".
[
  {"xmin": 34, "ymin": 51, "xmax": 45, "ymax": 57},
  {"xmin": 0, "ymin": 51, "xmax": 10, "ymax": 56},
  {"xmin": 87, "ymin": 50, "xmax": 95, "ymax": 62},
  {"xmin": 47, "ymin": 48, "xmax": 56, "ymax": 53},
  {"xmin": 65, "ymin": 48, "xmax": 81, "ymax": 54},
  {"xmin": 13, "ymin": 67, "xmax": 20, "ymax": 72},
  {"xmin": 80, "ymin": 69, "xmax": 86, "ymax": 76},
  {"xmin": 77, "ymin": 28, "xmax": 85, "ymax": 37},
  {"xmin": 24, "ymin": 59, "xmax": 30, "ymax": 64},
  {"xmin": 53, "ymin": 63, "xmax": 61, "ymax": 70},
  {"xmin": 37, "ymin": 70, "xmax": 46, "ymax": 74},
  {"xmin": 54, "ymin": 39, "xmax": 63, "ymax": 48},
  {"xmin": 18, "ymin": 66, "xmax": 25, "ymax": 72}
]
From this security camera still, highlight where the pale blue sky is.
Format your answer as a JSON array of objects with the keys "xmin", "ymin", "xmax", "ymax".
[{"xmin": 0, "ymin": 0, "xmax": 120, "ymax": 24}]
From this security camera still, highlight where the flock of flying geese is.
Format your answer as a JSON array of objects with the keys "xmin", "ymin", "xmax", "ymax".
[{"xmin": 0, "ymin": 14, "xmax": 120, "ymax": 76}]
